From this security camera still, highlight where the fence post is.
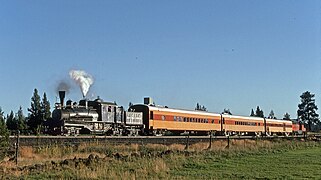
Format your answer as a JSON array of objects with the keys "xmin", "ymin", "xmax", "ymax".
[
  {"xmin": 185, "ymin": 132, "xmax": 190, "ymax": 150},
  {"xmin": 208, "ymin": 132, "xmax": 212, "ymax": 149},
  {"xmin": 227, "ymin": 135, "xmax": 230, "ymax": 149},
  {"xmin": 15, "ymin": 130, "xmax": 20, "ymax": 166}
]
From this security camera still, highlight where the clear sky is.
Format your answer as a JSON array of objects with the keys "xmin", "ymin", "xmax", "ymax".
[{"xmin": 0, "ymin": 1, "xmax": 320, "ymax": 119}]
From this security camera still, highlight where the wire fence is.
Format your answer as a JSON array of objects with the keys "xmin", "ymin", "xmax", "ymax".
[
  {"xmin": 9, "ymin": 133, "xmax": 310, "ymax": 146},
  {"xmin": 1, "ymin": 132, "xmax": 318, "ymax": 166}
]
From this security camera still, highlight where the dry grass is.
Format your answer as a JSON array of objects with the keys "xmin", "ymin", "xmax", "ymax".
[
  {"xmin": 0, "ymin": 161, "xmax": 20, "ymax": 176},
  {"xmin": 168, "ymin": 143, "xmax": 186, "ymax": 151},
  {"xmin": 189, "ymin": 142, "xmax": 209, "ymax": 151},
  {"xmin": 17, "ymin": 146, "xmax": 45, "ymax": 166},
  {"xmin": 1, "ymin": 139, "xmax": 287, "ymax": 166},
  {"xmin": 14, "ymin": 144, "xmax": 106, "ymax": 167},
  {"xmin": 20, "ymin": 146, "xmax": 35, "ymax": 159},
  {"xmin": 57, "ymin": 155, "xmax": 169, "ymax": 179}
]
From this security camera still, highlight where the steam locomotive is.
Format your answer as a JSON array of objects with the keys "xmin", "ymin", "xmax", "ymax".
[{"xmin": 50, "ymin": 91, "xmax": 144, "ymax": 135}]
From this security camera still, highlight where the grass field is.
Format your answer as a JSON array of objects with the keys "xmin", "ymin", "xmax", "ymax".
[
  {"xmin": 1, "ymin": 139, "xmax": 321, "ymax": 179},
  {"xmin": 172, "ymin": 145, "xmax": 321, "ymax": 179}
]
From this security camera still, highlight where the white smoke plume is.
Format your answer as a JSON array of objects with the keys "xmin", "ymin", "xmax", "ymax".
[{"xmin": 69, "ymin": 70, "xmax": 94, "ymax": 97}]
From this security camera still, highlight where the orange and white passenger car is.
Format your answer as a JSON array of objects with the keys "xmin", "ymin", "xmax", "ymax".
[{"xmin": 130, "ymin": 104, "xmax": 295, "ymax": 136}]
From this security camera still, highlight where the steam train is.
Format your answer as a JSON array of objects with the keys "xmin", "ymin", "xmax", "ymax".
[
  {"xmin": 49, "ymin": 93, "xmax": 306, "ymax": 136},
  {"xmin": 50, "ymin": 91, "xmax": 144, "ymax": 135}
]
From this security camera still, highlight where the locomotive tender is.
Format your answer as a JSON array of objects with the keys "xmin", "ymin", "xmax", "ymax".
[{"xmin": 51, "ymin": 91, "xmax": 143, "ymax": 135}]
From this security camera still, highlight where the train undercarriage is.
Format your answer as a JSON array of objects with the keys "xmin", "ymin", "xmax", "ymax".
[{"xmin": 62, "ymin": 121, "xmax": 143, "ymax": 136}]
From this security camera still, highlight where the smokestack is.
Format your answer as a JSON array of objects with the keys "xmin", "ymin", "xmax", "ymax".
[
  {"xmin": 144, "ymin": 97, "xmax": 154, "ymax": 105},
  {"xmin": 59, "ymin": 91, "xmax": 66, "ymax": 107}
]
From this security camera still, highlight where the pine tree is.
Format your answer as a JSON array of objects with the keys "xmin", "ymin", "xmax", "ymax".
[
  {"xmin": 0, "ymin": 107, "xmax": 9, "ymax": 160},
  {"xmin": 28, "ymin": 88, "xmax": 42, "ymax": 134},
  {"xmin": 250, "ymin": 109, "xmax": 255, "ymax": 116},
  {"xmin": 16, "ymin": 106, "xmax": 27, "ymax": 132},
  {"xmin": 195, "ymin": 103, "xmax": 200, "ymax": 110},
  {"xmin": 297, "ymin": 91, "xmax": 319, "ymax": 131},
  {"xmin": 223, "ymin": 109, "xmax": 232, "ymax": 115},
  {"xmin": 255, "ymin": 106, "xmax": 264, "ymax": 118},
  {"xmin": 6, "ymin": 111, "xmax": 16, "ymax": 131},
  {"xmin": 201, "ymin": 106, "xmax": 207, "ymax": 111},
  {"xmin": 283, "ymin": 112, "xmax": 291, "ymax": 120},
  {"xmin": 268, "ymin": 110, "xmax": 276, "ymax": 119},
  {"xmin": 195, "ymin": 103, "xmax": 207, "ymax": 111},
  {"xmin": 41, "ymin": 92, "xmax": 51, "ymax": 120}
]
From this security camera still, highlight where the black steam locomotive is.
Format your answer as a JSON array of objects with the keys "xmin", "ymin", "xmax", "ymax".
[{"xmin": 50, "ymin": 91, "xmax": 144, "ymax": 135}]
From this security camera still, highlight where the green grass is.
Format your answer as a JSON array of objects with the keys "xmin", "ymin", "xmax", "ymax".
[{"xmin": 171, "ymin": 146, "xmax": 321, "ymax": 179}]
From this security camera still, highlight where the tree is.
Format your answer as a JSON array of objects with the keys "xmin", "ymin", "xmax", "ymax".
[
  {"xmin": 195, "ymin": 103, "xmax": 200, "ymax": 110},
  {"xmin": 16, "ymin": 106, "xmax": 27, "ymax": 132},
  {"xmin": 201, "ymin": 106, "xmax": 207, "ymax": 111},
  {"xmin": 6, "ymin": 111, "xmax": 16, "ymax": 131},
  {"xmin": 0, "ymin": 107, "xmax": 9, "ymax": 160},
  {"xmin": 28, "ymin": 89, "xmax": 43, "ymax": 134},
  {"xmin": 250, "ymin": 109, "xmax": 255, "ymax": 116},
  {"xmin": 268, "ymin": 110, "xmax": 276, "ymax": 119},
  {"xmin": 5, "ymin": 107, "xmax": 27, "ymax": 133},
  {"xmin": 255, "ymin": 106, "xmax": 264, "ymax": 118},
  {"xmin": 223, "ymin": 108, "xmax": 232, "ymax": 115},
  {"xmin": 283, "ymin": 112, "xmax": 291, "ymax": 120},
  {"xmin": 41, "ymin": 93, "xmax": 51, "ymax": 120},
  {"xmin": 297, "ymin": 91, "xmax": 319, "ymax": 131},
  {"xmin": 195, "ymin": 103, "xmax": 207, "ymax": 111}
]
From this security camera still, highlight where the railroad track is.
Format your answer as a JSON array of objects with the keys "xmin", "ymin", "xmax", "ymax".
[{"xmin": 9, "ymin": 135, "xmax": 312, "ymax": 147}]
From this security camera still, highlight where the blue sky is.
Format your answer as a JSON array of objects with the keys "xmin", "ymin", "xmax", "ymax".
[{"xmin": 0, "ymin": 1, "xmax": 320, "ymax": 119}]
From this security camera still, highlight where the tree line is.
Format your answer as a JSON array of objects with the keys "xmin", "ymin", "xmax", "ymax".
[
  {"xmin": 0, "ymin": 88, "xmax": 51, "ymax": 137},
  {"xmin": 249, "ymin": 106, "xmax": 290, "ymax": 120},
  {"xmin": 250, "ymin": 91, "xmax": 319, "ymax": 131}
]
